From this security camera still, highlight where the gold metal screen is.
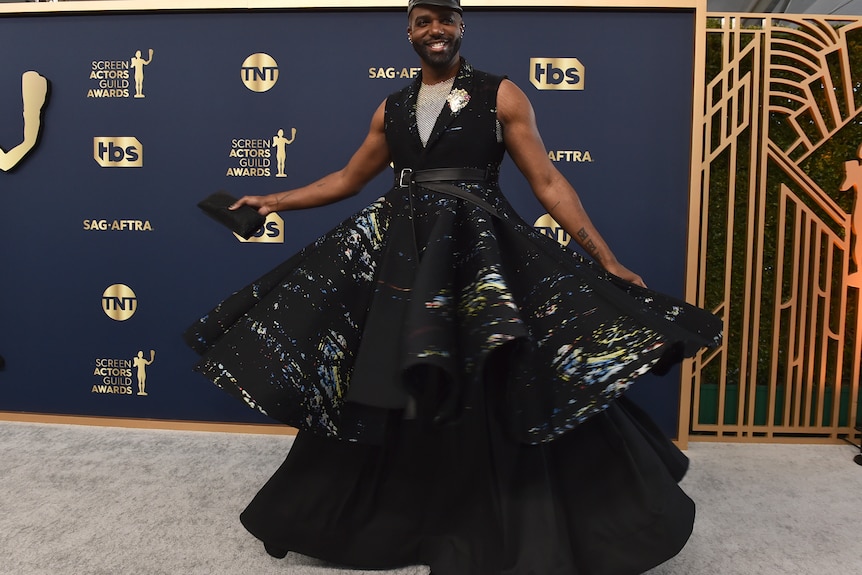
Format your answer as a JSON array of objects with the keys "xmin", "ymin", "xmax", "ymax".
[{"xmin": 682, "ymin": 13, "xmax": 862, "ymax": 444}]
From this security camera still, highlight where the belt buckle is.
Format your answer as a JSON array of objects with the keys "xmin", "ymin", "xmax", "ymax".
[{"xmin": 399, "ymin": 168, "xmax": 413, "ymax": 188}]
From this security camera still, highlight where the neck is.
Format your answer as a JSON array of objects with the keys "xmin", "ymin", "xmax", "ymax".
[{"xmin": 420, "ymin": 56, "xmax": 460, "ymax": 85}]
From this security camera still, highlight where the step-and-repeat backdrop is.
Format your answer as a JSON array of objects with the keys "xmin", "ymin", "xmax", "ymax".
[{"xmin": 0, "ymin": 4, "xmax": 698, "ymax": 434}]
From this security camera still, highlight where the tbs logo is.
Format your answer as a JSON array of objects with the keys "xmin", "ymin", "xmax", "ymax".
[
  {"xmin": 235, "ymin": 213, "xmax": 285, "ymax": 244},
  {"xmin": 530, "ymin": 58, "xmax": 584, "ymax": 91},
  {"xmin": 94, "ymin": 137, "xmax": 143, "ymax": 167}
]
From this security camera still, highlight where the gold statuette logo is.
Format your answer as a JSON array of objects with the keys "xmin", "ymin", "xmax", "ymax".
[
  {"xmin": 102, "ymin": 284, "xmax": 137, "ymax": 321},
  {"xmin": 88, "ymin": 50, "xmax": 153, "ymax": 99},
  {"xmin": 273, "ymin": 128, "xmax": 296, "ymax": 178},
  {"xmin": 0, "ymin": 71, "xmax": 48, "ymax": 172},
  {"xmin": 130, "ymin": 49, "xmax": 154, "ymax": 98},
  {"xmin": 241, "ymin": 53, "xmax": 279, "ymax": 92},
  {"xmin": 534, "ymin": 214, "xmax": 571, "ymax": 246},
  {"xmin": 92, "ymin": 349, "xmax": 155, "ymax": 396},
  {"xmin": 227, "ymin": 128, "xmax": 297, "ymax": 178},
  {"xmin": 94, "ymin": 137, "xmax": 143, "ymax": 168},
  {"xmin": 530, "ymin": 58, "xmax": 584, "ymax": 91},
  {"xmin": 132, "ymin": 350, "xmax": 155, "ymax": 395}
]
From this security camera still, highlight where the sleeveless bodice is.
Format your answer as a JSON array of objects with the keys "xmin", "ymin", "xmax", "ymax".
[{"xmin": 384, "ymin": 59, "xmax": 506, "ymax": 177}]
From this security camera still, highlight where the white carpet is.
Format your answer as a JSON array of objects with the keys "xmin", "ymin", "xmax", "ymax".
[{"xmin": 0, "ymin": 421, "xmax": 859, "ymax": 575}]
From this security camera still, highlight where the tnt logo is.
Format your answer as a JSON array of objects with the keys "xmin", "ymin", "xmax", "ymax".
[
  {"xmin": 235, "ymin": 213, "xmax": 285, "ymax": 244},
  {"xmin": 529, "ymin": 58, "xmax": 584, "ymax": 91},
  {"xmin": 241, "ymin": 53, "xmax": 279, "ymax": 93},
  {"xmin": 93, "ymin": 137, "xmax": 143, "ymax": 167},
  {"xmin": 102, "ymin": 284, "xmax": 137, "ymax": 321},
  {"xmin": 534, "ymin": 214, "xmax": 571, "ymax": 246}
]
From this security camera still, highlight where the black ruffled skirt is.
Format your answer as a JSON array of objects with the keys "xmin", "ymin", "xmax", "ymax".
[
  {"xmin": 185, "ymin": 182, "xmax": 721, "ymax": 574},
  {"xmin": 241, "ymin": 395, "xmax": 694, "ymax": 575}
]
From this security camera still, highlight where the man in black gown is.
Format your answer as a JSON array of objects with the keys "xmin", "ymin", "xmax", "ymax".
[{"xmin": 192, "ymin": 1, "xmax": 722, "ymax": 573}]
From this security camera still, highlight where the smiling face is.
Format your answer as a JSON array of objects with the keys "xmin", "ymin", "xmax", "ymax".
[{"xmin": 407, "ymin": 5, "xmax": 464, "ymax": 73}]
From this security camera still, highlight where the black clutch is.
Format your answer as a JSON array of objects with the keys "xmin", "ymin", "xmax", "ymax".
[{"xmin": 197, "ymin": 191, "xmax": 265, "ymax": 239}]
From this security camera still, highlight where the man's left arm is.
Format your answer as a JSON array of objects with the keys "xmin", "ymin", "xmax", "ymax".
[{"xmin": 497, "ymin": 79, "xmax": 645, "ymax": 287}]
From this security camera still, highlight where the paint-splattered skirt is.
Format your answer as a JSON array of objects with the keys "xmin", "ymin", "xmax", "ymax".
[{"xmin": 184, "ymin": 182, "xmax": 721, "ymax": 444}]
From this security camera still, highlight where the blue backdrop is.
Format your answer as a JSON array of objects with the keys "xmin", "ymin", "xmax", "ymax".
[{"xmin": 0, "ymin": 6, "xmax": 696, "ymax": 436}]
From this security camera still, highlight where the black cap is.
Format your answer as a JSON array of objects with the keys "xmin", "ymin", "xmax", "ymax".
[{"xmin": 408, "ymin": 0, "xmax": 463, "ymax": 14}]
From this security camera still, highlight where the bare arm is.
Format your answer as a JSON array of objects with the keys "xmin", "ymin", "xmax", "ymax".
[
  {"xmin": 231, "ymin": 100, "xmax": 391, "ymax": 215},
  {"xmin": 497, "ymin": 79, "xmax": 645, "ymax": 287}
]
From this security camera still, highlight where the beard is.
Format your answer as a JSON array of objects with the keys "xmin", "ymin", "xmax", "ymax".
[{"xmin": 412, "ymin": 32, "xmax": 462, "ymax": 71}]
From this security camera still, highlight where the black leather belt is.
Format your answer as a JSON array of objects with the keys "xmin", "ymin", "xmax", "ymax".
[
  {"xmin": 398, "ymin": 167, "xmax": 490, "ymax": 187},
  {"xmin": 397, "ymin": 167, "xmax": 500, "ymax": 217}
]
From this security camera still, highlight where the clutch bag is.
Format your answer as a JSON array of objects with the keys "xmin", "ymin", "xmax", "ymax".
[{"xmin": 197, "ymin": 191, "xmax": 265, "ymax": 239}]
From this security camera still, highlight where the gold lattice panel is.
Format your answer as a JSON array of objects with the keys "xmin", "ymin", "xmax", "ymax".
[{"xmin": 682, "ymin": 14, "xmax": 862, "ymax": 444}]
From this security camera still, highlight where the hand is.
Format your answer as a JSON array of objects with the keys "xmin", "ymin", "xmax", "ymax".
[
  {"xmin": 229, "ymin": 194, "xmax": 280, "ymax": 216},
  {"xmin": 603, "ymin": 261, "xmax": 647, "ymax": 288}
]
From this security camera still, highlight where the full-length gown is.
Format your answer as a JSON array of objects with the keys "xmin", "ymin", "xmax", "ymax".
[{"xmin": 184, "ymin": 60, "xmax": 723, "ymax": 575}]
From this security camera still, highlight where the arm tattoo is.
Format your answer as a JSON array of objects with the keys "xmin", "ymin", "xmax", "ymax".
[{"xmin": 577, "ymin": 227, "xmax": 603, "ymax": 262}]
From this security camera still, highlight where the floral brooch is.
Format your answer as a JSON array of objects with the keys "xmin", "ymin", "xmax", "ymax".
[{"xmin": 446, "ymin": 88, "xmax": 470, "ymax": 115}]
